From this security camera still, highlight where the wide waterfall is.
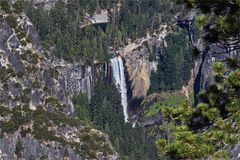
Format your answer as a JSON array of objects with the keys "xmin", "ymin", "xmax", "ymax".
[{"xmin": 111, "ymin": 57, "xmax": 129, "ymax": 122}]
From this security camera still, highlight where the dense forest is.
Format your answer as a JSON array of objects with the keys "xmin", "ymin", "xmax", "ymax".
[
  {"xmin": 0, "ymin": 0, "xmax": 239, "ymax": 159},
  {"xmin": 154, "ymin": 0, "xmax": 240, "ymax": 159},
  {"xmin": 156, "ymin": 62, "xmax": 240, "ymax": 159},
  {"xmin": 149, "ymin": 28, "xmax": 192, "ymax": 93},
  {"xmin": 73, "ymin": 80, "xmax": 159, "ymax": 159},
  {"xmin": 22, "ymin": 0, "xmax": 186, "ymax": 64}
]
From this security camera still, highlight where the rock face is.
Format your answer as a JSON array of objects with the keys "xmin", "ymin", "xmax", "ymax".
[
  {"xmin": 0, "ymin": 127, "xmax": 114, "ymax": 160},
  {"xmin": 27, "ymin": 0, "xmax": 59, "ymax": 11},
  {"xmin": 90, "ymin": 9, "xmax": 109, "ymax": 24},
  {"xmin": 56, "ymin": 62, "xmax": 111, "ymax": 100},
  {"xmin": 0, "ymin": 19, "xmax": 73, "ymax": 112},
  {"xmin": 0, "ymin": 6, "xmax": 117, "ymax": 160},
  {"xmin": 177, "ymin": 10, "xmax": 195, "ymax": 44},
  {"xmin": 194, "ymin": 41, "xmax": 240, "ymax": 97},
  {"xmin": 120, "ymin": 25, "xmax": 169, "ymax": 99},
  {"xmin": 81, "ymin": 9, "xmax": 109, "ymax": 28},
  {"xmin": 19, "ymin": 14, "xmax": 43, "ymax": 51},
  {"xmin": 232, "ymin": 143, "xmax": 240, "ymax": 160},
  {"xmin": 0, "ymin": 23, "xmax": 14, "ymax": 53}
]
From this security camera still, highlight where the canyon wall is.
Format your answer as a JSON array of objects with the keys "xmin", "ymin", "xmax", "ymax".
[
  {"xmin": 120, "ymin": 25, "xmax": 169, "ymax": 100},
  {"xmin": 0, "ymin": 5, "xmax": 116, "ymax": 159}
]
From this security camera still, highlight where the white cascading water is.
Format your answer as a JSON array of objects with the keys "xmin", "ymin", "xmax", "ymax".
[{"xmin": 111, "ymin": 56, "xmax": 129, "ymax": 122}]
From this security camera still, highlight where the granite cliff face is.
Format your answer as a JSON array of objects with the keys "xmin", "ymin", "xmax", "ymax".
[
  {"xmin": 193, "ymin": 40, "xmax": 240, "ymax": 101},
  {"xmin": 0, "ymin": 2, "xmax": 116, "ymax": 159},
  {"xmin": 178, "ymin": 12, "xmax": 240, "ymax": 101},
  {"xmin": 199, "ymin": 43, "xmax": 239, "ymax": 89},
  {"xmin": 56, "ymin": 62, "xmax": 111, "ymax": 101},
  {"xmin": 120, "ymin": 25, "xmax": 169, "ymax": 100}
]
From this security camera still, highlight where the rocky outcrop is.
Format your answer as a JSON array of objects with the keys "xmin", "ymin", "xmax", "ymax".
[
  {"xmin": 177, "ymin": 10, "xmax": 196, "ymax": 44},
  {"xmin": 0, "ymin": 126, "xmax": 117, "ymax": 160},
  {"xmin": 0, "ymin": 6, "xmax": 117, "ymax": 160},
  {"xmin": 141, "ymin": 113, "xmax": 162, "ymax": 126},
  {"xmin": 120, "ymin": 25, "xmax": 169, "ymax": 99},
  {"xmin": 56, "ymin": 62, "xmax": 111, "ymax": 100},
  {"xmin": 0, "ymin": 20, "xmax": 73, "ymax": 113},
  {"xmin": 178, "ymin": 10, "xmax": 240, "ymax": 98},
  {"xmin": 194, "ymin": 41, "xmax": 240, "ymax": 97},
  {"xmin": 81, "ymin": 9, "xmax": 109, "ymax": 28},
  {"xmin": 19, "ymin": 14, "xmax": 43, "ymax": 51},
  {"xmin": 232, "ymin": 143, "xmax": 240, "ymax": 160},
  {"xmin": 26, "ymin": 0, "xmax": 59, "ymax": 11},
  {"xmin": 90, "ymin": 9, "xmax": 108, "ymax": 24}
]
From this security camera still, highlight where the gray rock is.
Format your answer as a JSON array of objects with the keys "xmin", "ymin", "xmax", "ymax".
[
  {"xmin": 31, "ymin": 90, "xmax": 41, "ymax": 106},
  {"xmin": 21, "ymin": 16, "xmax": 43, "ymax": 51},
  {"xmin": 8, "ymin": 80, "xmax": 23, "ymax": 97},
  {"xmin": 57, "ymin": 62, "xmax": 111, "ymax": 100},
  {"xmin": 43, "ymin": 70, "xmax": 54, "ymax": 90},
  {"xmin": 232, "ymin": 143, "xmax": 240, "ymax": 160},
  {"xmin": 27, "ymin": 0, "xmax": 59, "ymax": 11},
  {"xmin": 0, "ymin": 6, "xmax": 118, "ymax": 160},
  {"xmin": 197, "ymin": 42, "xmax": 240, "ymax": 91},
  {"xmin": 8, "ymin": 35, "xmax": 20, "ymax": 49},
  {"xmin": 0, "ymin": 23, "xmax": 13, "ymax": 53},
  {"xmin": 8, "ymin": 52, "xmax": 25, "ymax": 72}
]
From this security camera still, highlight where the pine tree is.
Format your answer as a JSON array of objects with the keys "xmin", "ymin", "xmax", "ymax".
[
  {"xmin": 174, "ymin": 0, "xmax": 240, "ymax": 43},
  {"xmin": 156, "ymin": 60, "xmax": 240, "ymax": 159}
]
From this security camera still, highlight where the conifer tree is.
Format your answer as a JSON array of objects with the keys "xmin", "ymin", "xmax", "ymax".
[{"xmin": 156, "ymin": 60, "xmax": 240, "ymax": 159}]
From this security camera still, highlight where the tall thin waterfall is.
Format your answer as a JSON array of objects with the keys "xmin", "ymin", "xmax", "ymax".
[{"xmin": 111, "ymin": 57, "xmax": 129, "ymax": 122}]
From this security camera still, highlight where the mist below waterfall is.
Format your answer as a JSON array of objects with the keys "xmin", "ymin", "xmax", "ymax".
[{"xmin": 111, "ymin": 57, "xmax": 129, "ymax": 122}]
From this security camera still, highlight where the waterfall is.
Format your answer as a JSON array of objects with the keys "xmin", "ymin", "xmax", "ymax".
[{"xmin": 111, "ymin": 56, "xmax": 129, "ymax": 122}]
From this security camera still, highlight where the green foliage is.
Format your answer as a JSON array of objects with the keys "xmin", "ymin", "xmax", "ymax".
[
  {"xmin": 195, "ymin": 14, "xmax": 209, "ymax": 28},
  {"xmin": 144, "ymin": 92, "xmax": 188, "ymax": 118},
  {"xmin": 20, "ymin": 127, "xmax": 31, "ymax": 137},
  {"xmin": 174, "ymin": 0, "xmax": 240, "ymax": 42},
  {"xmin": 23, "ymin": 88, "xmax": 31, "ymax": 95},
  {"xmin": 0, "ymin": 106, "xmax": 11, "ymax": 116},
  {"xmin": 45, "ymin": 96, "xmax": 59, "ymax": 106},
  {"xmin": 149, "ymin": 29, "xmax": 192, "ymax": 93},
  {"xmin": 116, "ymin": 0, "xmax": 185, "ymax": 43},
  {"xmin": 227, "ymin": 69, "xmax": 240, "ymax": 88},
  {"xmin": 24, "ymin": 1, "xmax": 110, "ymax": 64},
  {"xmin": 16, "ymin": 71, "xmax": 24, "ymax": 78},
  {"xmin": 20, "ymin": 94, "xmax": 30, "ymax": 104},
  {"xmin": 212, "ymin": 62, "xmax": 226, "ymax": 76},
  {"xmin": 17, "ymin": 31, "xmax": 26, "ymax": 40},
  {"xmin": 23, "ymin": 0, "xmax": 186, "ymax": 63},
  {"xmin": 29, "ymin": 53, "xmax": 39, "ymax": 65},
  {"xmin": 0, "ymin": 0, "xmax": 11, "ymax": 13},
  {"xmin": 32, "ymin": 107, "xmax": 81, "ymax": 145},
  {"xmin": 156, "ymin": 64, "xmax": 240, "ymax": 159},
  {"xmin": 1, "ymin": 106, "xmax": 32, "ymax": 134},
  {"xmin": 6, "ymin": 15, "xmax": 18, "ymax": 29},
  {"xmin": 20, "ymin": 40, "xmax": 27, "ymax": 46},
  {"xmin": 88, "ymin": 80, "xmax": 159, "ymax": 159},
  {"xmin": 15, "ymin": 141, "xmax": 23, "ymax": 158},
  {"xmin": 13, "ymin": 0, "xmax": 25, "ymax": 13},
  {"xmin": 73, "ymin": 92, "xmax": 90, "ymax": 120},
  {"xmin": 14, "ymin": 82, "xmax": 21, "ymax": 88}
]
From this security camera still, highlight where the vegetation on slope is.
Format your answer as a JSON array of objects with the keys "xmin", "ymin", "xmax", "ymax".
[
  {"xmin": 156, "ymin": 61, "xmax": 240, "ymax": 159},
  {"xmin": 22, "ymin": 0, "xmax": 186, "ymax": 64},
  {"xmin": 73, "ymin": 80, "xmax": 159, "ymax": 159},
  {"xmin": 155, "ymin": 0, "xmax": 240, "ymax": 159},
  {"xmin": 0, "ymin": 1, "xmax": 116, "ymax": 158},
  {"xmin": 149, "ymin": 28, "xmax": 193, "ymax": 93},
  {"xmin": 144, "ymin": 92, "xmax": 188, "ymax": 118}
]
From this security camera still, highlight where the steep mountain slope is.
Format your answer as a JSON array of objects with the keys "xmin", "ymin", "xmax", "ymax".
[
  {"xmin": 0, "ymin": 1, "xmax": 117, "ymax": 159},
  {"xmin": 1, "ymin": 0, "xmax": 238, "ymax": 159}
]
